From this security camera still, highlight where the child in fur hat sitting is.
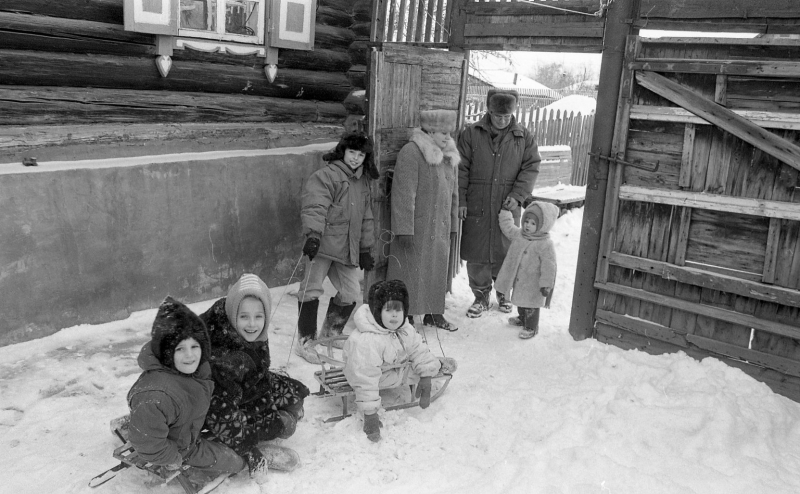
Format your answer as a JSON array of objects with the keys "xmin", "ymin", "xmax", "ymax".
[
  {"xmin": 127, "ymin": 297, "xmax": 246, "ymax": 488},
  {"xmin": 495, "ymin": 201, "xmax": 560, "ymax": 338},
  {"xmin": 342, "ymin": 280, "xmax": 457, "ymax": 442}
]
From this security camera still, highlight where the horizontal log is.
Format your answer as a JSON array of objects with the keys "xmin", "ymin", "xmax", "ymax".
[
  {"xmin": 464, "ymin": 21, "xmax": 605, "ymax": 38},
  {"xmin": 631, "ymin": 60, "xmax": 800, "ymax": 78},
  {"xmin": 629, "ymin": 105, "xmax": 800, "ymax": 130},
  {"xmin": 595, "ymin": 281, "xmax": 800, "ymax": 339},
  {"xmin": 638, "ymin": 0, "xmax": 800, "ymax": 19},
  {"xmin": 619, "ymin": 185, "xmax": 800, "ymax": 221},
  {"xmin": 316, "ymin": 6, "xmax": 356, "ymax": 28},
  {"xmin": 632, "ymin": 19, "xmax": 800, "ymax": 34},
  {"xmin": 0, "ymin": 85, "xmax": 347, "ymax": 126},
  {"xmin": 382, "ymin": 44, "xmax": 465, "ymax": 68},
  {"xmin": 686, "ymin": 333, "xmax": 800, "ymax": 379},
  {"xmin": 465, "ymin": 0, "xmax": 601, "ymax": 16},
  {"xmin": 608, "ymin": 252, "xmax": 800, "ymax": 308},
  {"xmin": 596, "ymin": 309, "xmax": 689, "ymax": 347},
  {"xmin": 0, "ymin": 49, "xmax": 352, "ymax": 102},
  {"xmin": 0, "ymin": 0, "xmax": 122, "ymax": 24},
  {"xmin": 461, "ymin": 40, "xmax": 604, "ymax": 53},
  {"xmin": 635, "ymin": 71, "xmax": 800, "ymax": 173},
  {"xmin": 314, "ymin": 24, "xmax": 357, "ymax": 50},
  {"xmin": 0, "ymin": 122, "xmax": 343, "ymax": 163}
]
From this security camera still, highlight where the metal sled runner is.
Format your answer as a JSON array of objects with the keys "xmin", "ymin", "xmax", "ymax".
[{"xmin": 311, "ymin": 336, "xmax": 453, "ymax": 423}]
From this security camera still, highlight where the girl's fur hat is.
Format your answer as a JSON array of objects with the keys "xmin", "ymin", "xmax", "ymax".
[
  {"xmin": 420, "ymin": 109, "xmax": 458, "ymax": 133},
  {"xmin": 487, "ymin": 89, "xmax": 519, "ymax": 114},
  {"xmin": 150, "ymin": 296, "xmax": 210, "ymax": 370},
  {"xmin": 323, "ymin": 132, "xmax": 379, "ymax": 180},
  {"xmin": 224, "ymin": 273, "xmax": 272, "ymax": 342},
  {"xmin": 367, "ymin": 280, "xmax": 409, "ymax": 328}
]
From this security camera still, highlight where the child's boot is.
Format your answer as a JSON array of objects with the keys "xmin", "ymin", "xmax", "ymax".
[
  {"xmin": 244, "ymin": 447, "xmax": 269, "ymax": 485},
  {"xmin": 519, "ymin": 308, "xmax": 540, "ymax": 339},
  {"xmin": 466, "ymin": 289, "xmax": 490, "ymax": 318},
  {"xmin": 363, "ymin": 412, "xmax": 383, "ymax": 442},
  {"xmin": 319, "ymin": 299, "xmax": 356, "ymax": 347},
  {"xmin": 509, "ymin": 309, "xmax": 526, "ymax": 327},
  {"xmin": 496, "ymin": 292, "xmax": 513, "ymax": 313},
  {"xmin": 295, "ymin": 299, "xmax": 321, "ymax": 364},
  {"xmin": 422, "ymin": 314, "xmax": 458, "ymax": 332}
]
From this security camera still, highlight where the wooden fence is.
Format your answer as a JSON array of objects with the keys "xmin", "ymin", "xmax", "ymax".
[
  {"xmin": 465, "ymin": 103, "xmax": 595, "ymax": 186},
  {"xmin": 375, "ymin": 0, "xmax": 454, "ymax": 44}
]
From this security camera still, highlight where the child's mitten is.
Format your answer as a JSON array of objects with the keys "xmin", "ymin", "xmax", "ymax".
[
  {"xmin": 359, "ymin": 251, "xmax": 375, "ymax": 271},
  {"xmin": 438, "ymin": 357, "xmax": 458, "ymax": 373},
  {"xmin": 363, "ymin": 412, "xmax": 382, "ymax": 442},
  {"xmin": 303, "ymin": 237, "xmax": 320, "ymax": 261},
  {"xmin": 415, "ymin": 376, "xmax": 432, "ymax": 409},
  {"xmin": 540, "ymin": 287, "xmax": 551, "ymax": 297}
]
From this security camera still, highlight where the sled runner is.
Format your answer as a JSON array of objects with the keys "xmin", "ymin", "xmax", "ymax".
[{"xmin": 311, "ymin": 336, "xmax": 452, "ymax": 423}]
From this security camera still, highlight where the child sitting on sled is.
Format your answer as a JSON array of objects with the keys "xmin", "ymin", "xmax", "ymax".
[
  {"xmin": 495, "ymin": 201, "xmax": 560, "ymax": 339},
  {"xmin": 343, "ymin": 280, "xmax": 457, "ymax": 442},
  {"xmin": 126, "ymin": 297, "xmax": 245, "ymax": 488}
]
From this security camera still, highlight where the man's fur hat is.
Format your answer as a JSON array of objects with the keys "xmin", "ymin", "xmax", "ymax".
[
  {"xmin": 486, "ymin": 89, "xmax": 519, "ymax": 114},
  {"xmin": 420, "ymin": 109, "xmax": 458, "ymax": 133}
]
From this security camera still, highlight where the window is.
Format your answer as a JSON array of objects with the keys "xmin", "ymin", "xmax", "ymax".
[{"xmin": 179, "ymin": 0, "xmax": 265, "ymax": 44}]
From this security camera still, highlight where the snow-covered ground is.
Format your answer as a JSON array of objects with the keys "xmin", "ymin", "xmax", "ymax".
[{"xmin": 3, "ymin": 207, "xmax": 800, "ymax": 494}]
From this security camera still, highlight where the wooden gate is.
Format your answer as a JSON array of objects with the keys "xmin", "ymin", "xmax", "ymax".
[
  {"xmin": 593, "ymin": 36, "xmax": 800, "ymax": 399},
  {"xmin": 365, "ymin": 43, "xmax": 468, "ymax": 290}
]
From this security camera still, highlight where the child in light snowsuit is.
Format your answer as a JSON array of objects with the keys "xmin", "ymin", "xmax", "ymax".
[
  {"xmin": 297, "ymin": 132, "xmax": 379, "ymax": 364},
  {"xmin": 200, "ymin": 274, "xmax": 309, "ymax": 482},
  {"xmin": 495, "ymin": 201, "xmax": 559, "ymax": 338},
  {"xmin": 343, "ymin": 280, "xmax": 458, "ymax": 442},
  {"xmin": 127, "ymin": 297, "xmax": 246, "ymax": 487}
]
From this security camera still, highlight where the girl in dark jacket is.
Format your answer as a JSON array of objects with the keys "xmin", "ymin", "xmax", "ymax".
[
  {"xmin": 127, "ymin": 297, "xmax": 245, "ymax": 487},
  {"xmin": 200, "ymin": 274, "xmax": 309, "ymax": 482}
]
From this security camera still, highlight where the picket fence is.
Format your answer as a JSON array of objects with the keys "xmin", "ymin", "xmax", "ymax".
[{"xmin": 464, "ymin": 102, "xmax": 594, "ymax": 186}]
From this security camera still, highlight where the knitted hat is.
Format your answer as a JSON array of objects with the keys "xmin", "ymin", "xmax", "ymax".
[
  {"xmin": 224, "ymin": 273, "xmax": 272, "ymax": 342},
  {"xmin": 367, "ymin": 280, "xmax": 409, "ymax": 329},
  {"xmin": 487, "ymin": 89, "xmax": 519, "ymax": 114},
  {"xmin": 420, "ymin": 110, "xmax": 457, "ymax": 133},
  {"xmin": 522, "ymin": 203, "xmax": 544, "ymax": 233},
  {"xmin": 150, "ymin": 296, "xmax": 210, "ymax": 370}
]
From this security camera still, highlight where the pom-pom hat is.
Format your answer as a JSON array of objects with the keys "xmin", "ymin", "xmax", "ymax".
[{"xmin": 224, "ymin": 273, "xmax": 272, "ymax": 342}]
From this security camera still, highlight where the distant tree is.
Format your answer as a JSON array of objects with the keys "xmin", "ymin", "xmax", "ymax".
[{"xmin": 527, "ymin": 62, "xmax": 596, "ymax": 90}]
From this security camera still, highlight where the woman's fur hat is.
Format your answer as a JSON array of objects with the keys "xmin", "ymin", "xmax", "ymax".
[
  {"xmin": 150, "ymin": 296, "xmax": 210, "ymax": 370},
  {"xmin": 224, "ymin": 273, "xmax": 272, "ymax": 342},
  {"xmin": 420, "ymin": 109, "xmax": 458, "ymax": 133},
  {"xmin": 323, "ymin": 132, "xmax": 379, "ymax": 180},
  {"xmin": 367, "ymin": 280, "xmax": 409, "ymax": 328},
  {"xmin": 487, "ymin": 89, "xmax": 519, "ymax": 114}
]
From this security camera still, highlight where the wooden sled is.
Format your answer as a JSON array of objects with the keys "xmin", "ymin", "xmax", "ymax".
[
  {"xmin": 311, "ymin": 336, "xmax": 453, "ymax": 423},
  {"xmin": 106, "ymin": 415, "xmax": 228, "ymax": 494}
]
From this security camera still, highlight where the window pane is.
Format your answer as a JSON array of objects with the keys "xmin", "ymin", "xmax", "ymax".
[
  {"xmin": 180, "ymin": 0, "xmax": 216, "ymax": 32},
  {"xmin": 225, "ymin": 0, "xmax": 259, "ymax": 36}
]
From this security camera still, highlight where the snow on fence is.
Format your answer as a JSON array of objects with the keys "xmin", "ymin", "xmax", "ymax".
[{"xmin": 464, "ymin": 103, "xmax": 595, "ymax": 186}]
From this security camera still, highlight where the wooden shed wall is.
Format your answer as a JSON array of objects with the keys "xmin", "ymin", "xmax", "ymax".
[{"xmin": 593, "ymin": 37, "xmax": 800, "ymax": 400}]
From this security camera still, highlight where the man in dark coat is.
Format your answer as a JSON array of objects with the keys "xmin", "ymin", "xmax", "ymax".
[{"xmin": 457, "ymin": 89, "xmax": 541, "ymax": 318}]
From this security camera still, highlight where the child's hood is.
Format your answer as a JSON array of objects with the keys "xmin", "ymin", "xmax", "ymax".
[
  {"xmin": 224, "ymin": 273, "xmax": 272, "ymax": 343},
  {"xmin": 353, "ymin": 304, "xmax": 411, "ymax": 336},
  {"xmin": 136, "ymin": 341, "xmax": 212, "ymax": 379},
  {"xmin": 146, "ymin": 296, "xmax": 212, "ymax": 374},
  {"xmin": 522, "ymin": 201, "xmax": 560, "ymax": 235}
]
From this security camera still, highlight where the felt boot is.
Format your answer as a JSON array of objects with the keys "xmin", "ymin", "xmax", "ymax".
[
  {"xmin": 295, "ymin": 299, "xmax": 321, "ymax": 364},
  {"xmin": 319, "ymin": 300, "xmax": 356, "ymax": 348},
  {"xmin": 519, "ymin": 308, "xmax": 540, "ymax": 339}
]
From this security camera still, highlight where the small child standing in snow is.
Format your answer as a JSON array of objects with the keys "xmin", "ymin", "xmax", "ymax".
[
  {"xmin": 127, "ymin": 297, "xmax": 245, "ymax": 487},
  {"xmin": 495, "ymin": 201, "xmax": 559, "ymax": 339},
  {"xmin": 296, "ymin": 132, "xmax": 379, "ymax": 364},
  {"xmin": 343, "ymin": 280, "xmax": 457, "ymax": 442}
]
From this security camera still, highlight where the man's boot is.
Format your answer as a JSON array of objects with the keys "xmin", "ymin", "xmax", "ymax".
[
  {"xmin": 466, "ymin": 289, "xmax": 490, "ymax": 318},
  {"xmin": 295, "ymin": 299, "xmax": 321, "ymax": 364}
]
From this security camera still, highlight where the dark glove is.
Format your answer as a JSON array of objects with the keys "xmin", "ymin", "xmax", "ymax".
[
  {"xmin": 363, "ymin": 412, "xmax": 383, "ymax": 442},
  {"xmin": 359, "ymin": 251, "xmax": 375, "ymax": 271},
  {"xmin": 541, "ymin": 287, "xmax": 551, "ymax": 297},
  {"xmin": 415, "ymin": 376, "xmax": 432, "ymax": 409},
  {"xmin": 303, "ymin": 237, "xmax": 320, "ymax": 261},
  {"xmin": 395, "ymin": 235, "xmax": 414, "ymax": 248}
]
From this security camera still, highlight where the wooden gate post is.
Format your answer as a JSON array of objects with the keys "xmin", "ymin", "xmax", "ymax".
[{"xmin": 568, "ymin": 0, "xmax": 639, "ymax": 340}]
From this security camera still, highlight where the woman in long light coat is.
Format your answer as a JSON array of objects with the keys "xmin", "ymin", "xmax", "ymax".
[{"xmin": 387, "ymin": 110, "xmax": 460, "ymax": 331}]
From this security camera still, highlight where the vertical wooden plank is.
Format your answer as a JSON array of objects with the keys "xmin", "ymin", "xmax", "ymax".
[
  {"xmin": 386, "ymin": 0, "xmax": 398, "ymax": 42},
  {"xmin": 446, "ymin": 0, "xmax": 467, "ymax": 49},
  {"xmin": 366, "ymin": 48, "xmax": 385, "ymax": 298},
  {"xmin": 715, "ymin": 74, "xmax": 728, "ymax": 106},
  {"xmin": 679, "ymin": 123, "xmax": 695, "ymax": 188},
  {"xmin": 763, "ymin": 217, "xmax": 781, "ymax": 284},
  {"xmin": 397, "ymin": 0, "xmax": 409, "ymax": 42},
  {"xmin": 569, "ymin": 0, "xmax": 638, "ymax": 341},
  {"xmin": 639, "ymin": 203, "xmax": 678, "ymax": 327},
  {"xmin": 434, "ymin": 0, "xmax": 446, "ymax": 43},
  {"xmin": 424, "ymin": 0, "xmax": 436, "ymax": 42},
  {"xmin": 674, "ymin": 206, "xmax": 692, "ymax": 266},
  {"xmin": 371, "ymin": 0, "xmax": 387, "ymax": 42}
]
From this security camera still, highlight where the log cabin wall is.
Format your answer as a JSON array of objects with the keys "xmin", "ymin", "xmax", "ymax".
[{"xmin": 0, "ymin": 0, "xmax": 371, "ymax": 344}]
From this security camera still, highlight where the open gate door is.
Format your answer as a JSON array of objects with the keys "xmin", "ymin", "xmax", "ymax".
[
  {"xmin": 591, "ymin": 35, "xmax": 800, "ymax": 398},
  {"xmin": 365, "ymin": 43, "xmax": 469, "ymax": 294}
]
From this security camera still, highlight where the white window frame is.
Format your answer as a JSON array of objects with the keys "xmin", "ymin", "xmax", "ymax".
[{"xmin": 178, "ymin": 0, "xmax": 265, "ymax": 45}]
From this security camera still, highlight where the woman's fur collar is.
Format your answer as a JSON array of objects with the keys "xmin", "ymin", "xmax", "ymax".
[{"xmin": 410, "ymin": 128, "xmax": 461, "ymax": 167}]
